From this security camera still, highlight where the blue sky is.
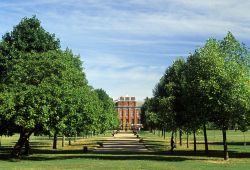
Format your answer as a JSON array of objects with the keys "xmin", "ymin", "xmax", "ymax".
[{"xmin": 1, "ymin": 0, "xmax": 250, "ymax": 100}]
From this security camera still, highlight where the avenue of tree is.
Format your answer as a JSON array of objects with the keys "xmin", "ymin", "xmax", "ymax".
[
  {"xmin": 0, "ymin": 16, "xmax": 118, "ymax": 157},
  {"xmin": 0, "ymin": 16, "xmax": 249, "ymax": 162},
  {"xmin": 141, "ymin": 33, "xmax": 250, "ymax": 160}
]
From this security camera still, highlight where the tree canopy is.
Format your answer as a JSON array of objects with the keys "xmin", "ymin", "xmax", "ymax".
[
  {"xmin": 0, "ymin": 16, "xmax": 117, "ymax": 157},
  {"xmin": 142, "ymin": 32, "xmax": 250, "ymax": 160}
]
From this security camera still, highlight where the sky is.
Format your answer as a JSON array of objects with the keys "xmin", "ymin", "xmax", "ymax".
[{"xmin": 0, "ymin": 0, "xmax": 250, "ymax": 101}]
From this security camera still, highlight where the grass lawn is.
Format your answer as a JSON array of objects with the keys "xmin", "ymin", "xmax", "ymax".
[
  {"xmin": 1, "ymin": 155, "xmax": 250, "ymax": 170},
  {"xmin": 0, "ymin": 130, "xmax": 249, "ymax": 170},
  {"xmin": 139, "ymin": 130, "xmax": 250, "ymax": 153}
]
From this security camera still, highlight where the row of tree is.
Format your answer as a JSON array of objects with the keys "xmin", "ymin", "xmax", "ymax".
[
  {"xmin": 0, "ymin": 16, "xmax": 118, "ymax": 157},
  {"xmin": 141, "ymin": 32, "xmax": 250, "ymax": 160}
]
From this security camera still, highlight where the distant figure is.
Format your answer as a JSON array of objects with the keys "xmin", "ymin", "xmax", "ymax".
[{"xmin": 112, "ymin": 131, "xmax": 115, "ymax": 137}]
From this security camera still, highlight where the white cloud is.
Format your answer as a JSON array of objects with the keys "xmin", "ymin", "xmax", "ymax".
[
  {"xmin": 1, "ymin": 0, "xmax": 250, "ymax": 100},
  {"xmin": 3, "ymin": 0, "xmax": 249, "ymax": 39},
  {"xmin": 86, "ymin": 63, "xmax": 164, "ymax": 100},
  {"xmin": 80, "ymin": 51, "xmax": 166, "ymax": 100}
]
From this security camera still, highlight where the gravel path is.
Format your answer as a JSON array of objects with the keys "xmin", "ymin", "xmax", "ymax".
[{"xmin": 93, "ymin": 132, "xmax": 151, "ymax": 154}]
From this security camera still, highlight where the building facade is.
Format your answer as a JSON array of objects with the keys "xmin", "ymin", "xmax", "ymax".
[{"xmin": 115, "ymin": 96, "xmax": 143, "ymax": 130}]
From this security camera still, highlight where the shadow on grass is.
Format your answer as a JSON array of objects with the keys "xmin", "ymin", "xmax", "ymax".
[
  {"xmin": 206, "ymin": 142, "xmax": 250, "ymax": 146},
  {"xmin": 26, "ymin": 154, "xmax": 190, "ymax": 162},
  {"xmin": 0, "ymin": 145, "xmax": 197, "ymax": 162},
  {"xmin": 155, "ymin": 150, "xmax": 250, "ymax": 158},
  {"xmin": 143, "ymin": 139, "xmax": 250, "ymax": 159},
  {"xmin": 0, "ymin": 152, "xmax": 191, "ymax": 162},
  {"xmin": 1, "ymin": 136, "xmax": 250, "ymax": 162},
  {"xmin": 1, "ymin": 147, "xmax": 250, "ymax": 162}
]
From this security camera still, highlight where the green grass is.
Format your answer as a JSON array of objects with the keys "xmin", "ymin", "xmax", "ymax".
[
  {"xmin": 0, "ymin": 134, "xmax": 101, "ymax": 152},
  {"xmin": 0, "ymin": 130, "xmax": 250, "ymax": 170},
  {"xmin": 139, "ymin": 130, "xmax": 250, "ymax": 153},
  {"xmin": 0, "ymin": 153, "xmax": 249, "ymax": 170},
  {"xmin": 0, "ymin": 156, "xmax": 250, "ymax": 170}
]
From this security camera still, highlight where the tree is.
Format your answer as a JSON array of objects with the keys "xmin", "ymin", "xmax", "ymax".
[
  {"xmin": 43, "ymin": 49, "xmax": 89, "ymax": 149},
  {"xmin": 146, "ymin": 32, "xmax": 249, "ymax": 160},
  {"xmin": 214, "ymin": 32, "xmax": 250, "ymax": 160},
  {"xmin": 0, "ymin": 16, "xmax": 60, "ymax": 55},
  {"xmin": 165, "ymin": 59, "xmax": 186, "ymax": 146},
  {"xmin": 0, "ymin": 50, "xmax": 89, "ymax": 156},
  {"xmin": 0, "ymin": 17, "xmax": 91, "ymax": 157},
  {"xmin": 94, "ymin": 89, "xmax": 118, "ymax": 132},
  {"xmin": 62, "ymin": 86, "xmax": 101, "ymax": 146},
  {"xmin": 184, "ymin": 39, "xmax": 225, "ymax": 154},
  {"xmin": 0, "ymin": 16, "xmax": 60, "ymax": 156},
  {"xmin": 185, "ymin": 32, "xmax": 250, "ymax": 160},
  {"xmin": 141, "ymin": 97, "xmax": 159, "ymax": 132},
  {"xmin": 152, "ymin": 58, "xmax": 187, "ymax": 151},
  {"xmin": 144, "ymin": 59, "xmax": 187, "ymax": 150}
]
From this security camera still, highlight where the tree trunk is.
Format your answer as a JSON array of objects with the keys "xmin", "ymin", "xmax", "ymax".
[
  {"xmin": 163, "ymin": 128, "xmax": 166, "ymax": 140},
  {"xmin": 193, "ymin": 129, "xmax": 196, "ymax": 153},
  {"xmin": 69, "ymin": 138, "xmax": 71, "ymax": 145},
  {"xmin": 11, "ymin": 129, "xmax": 33, "ymax": 157},
  {"xmin": 170, "ymin": 131, "xmax": 174, "ymax": 153},
  {"xmin": 222, "ymin": 129, "xmax": 229, "ymax": 160},
  {"xmin": 0, "ymin": 135, "xmax": 2, "ymax": 147},
  {"xmin": 179, "ymin": 129, "xmax": 182, "ymax": 146},
  {"xmin": 53, "ymin": 132, "xmax": 57, "ymax": 149},
  {"xmin": 24, "ymin": 137, "xmax": 30, "ymax": 155},
  {"xmin": 161, "ymin": 128, "xmax": 164, "ymax": 137},
  {"xmin": 175, "ymin": 131, "xmax": 177, "ymax": 148},
  {"xmin": 203, "ymin": 124, "xmax": 209, "ymax": 154},
  {"xmin": 62, "ymin": 135, "xmax": 65, "ymax": 147},
  {"xmin": 187, "ymin": 133, "xmax": 189, "ymax": 148}
]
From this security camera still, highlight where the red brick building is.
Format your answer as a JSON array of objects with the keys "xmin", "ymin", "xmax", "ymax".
[{"xmin": 115, "ymin": 96, "xmax": 143, "ymax": 130}]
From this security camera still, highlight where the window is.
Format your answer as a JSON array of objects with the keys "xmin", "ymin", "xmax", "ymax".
[
  {"xmin": 120, "ymin": 112, "xmax": 123, "ymax": 119},
  {"xmin": 126, "ymin": 111, "xmax": 128, "ymax": 118},
  {"xmin": 137, "ymin": 111, "xmax": 140, "ymax": 118},
  {"xmin": 131, "ymin": 112, "xmax": 134, "ymax": 118}
]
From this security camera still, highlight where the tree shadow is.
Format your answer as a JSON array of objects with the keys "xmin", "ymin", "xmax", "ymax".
[
  {"xmin": 1, "ymin": 136, "xmax": 249, "ymax": 162},
  {"xmin": 0, "ymin": 152, "xmax": 191, "ymax": 162},
  {"xmin": 0, "ymin": 146, "xmax": 13, "ymax": 153},
  {"xmin": 0, "ymin": 145, "xmax": 196, "ymax": 162},
  {"xmin": 2, "ymin": 146, "xmax": 249, "ymax": 162},
  {"xmin": 207, "ymin": 142, "xmax": 250, "ymax": 146},
  {"xmin": 155, "ymin": 150, "xmax": 250, "ymax": 158}
]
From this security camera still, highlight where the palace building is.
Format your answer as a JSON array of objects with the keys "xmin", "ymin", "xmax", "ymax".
[{"xmin": 114, "ymin": 96, "xmax": 143, "ymax": 130}]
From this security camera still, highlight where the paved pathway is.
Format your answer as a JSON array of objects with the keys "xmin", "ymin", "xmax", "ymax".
[{"xmin": 93, "ymin": 132, "xmax": 151, "ymax": 154}]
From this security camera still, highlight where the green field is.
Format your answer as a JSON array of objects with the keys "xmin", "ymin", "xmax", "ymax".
[
  {"xmin": 140, "ymin": 130, "xmax": 250, "ymax": 153},
  {"xmin": 0, "ymin": 130, "xmax": 250, "ymax": 170}
]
